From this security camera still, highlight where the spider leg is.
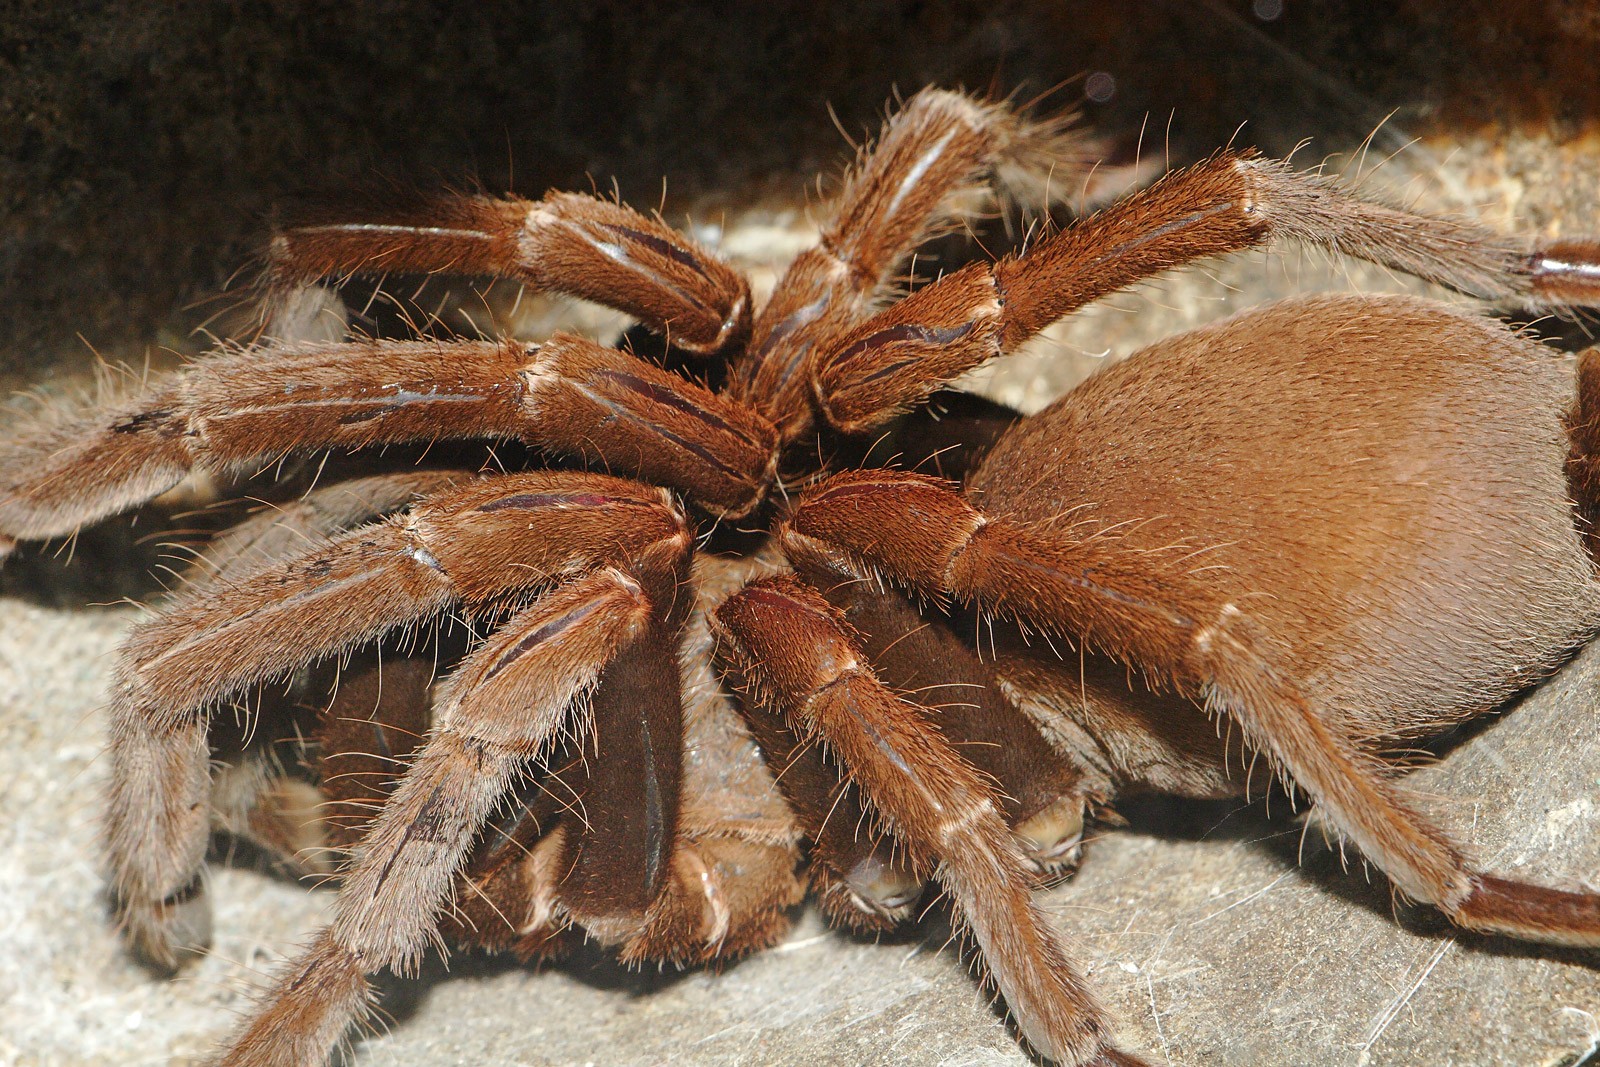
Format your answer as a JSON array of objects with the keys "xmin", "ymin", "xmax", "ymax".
[
  {"xmin": 106, "ymin": 471, "xmax": 689, "ymax": 968},
  {"xmin": 713, "ymin": 575, "xmax": 1149, "ymax": 1067},
  {"xmin": 267, "ymin": 189, "xmax": 751, "ymax": 356},
  {"xmin": 450, "ymin": 569, "xmax": 809, "ymax": 965},
  {"xmin": 207, "ymin": 525, "xmax": 803, "ymax": 970},
  {"xmin": 0, "ymin": 380, "xmax": 192, "ymax": 553},
  {"xmin": 1567, "ymin": 346, "xmax": 1600, "ymax": 562},
  {"xmin": 793, "ymin": 557, "xmax": 1091, "ymax": 872},
  {"xmin": 805, "ymin": 151, "xmax": 1600, "ymax": 434},
  {"xmin": 192, "ymin": 469, "xmax": 464, "ymax": 585},
  {"xmin": 725, "ymin": 661, "xmax": 925, "ymax": 930},
  {"xmin": 306, "ymin": 651, "xmax": 439, "ymax": 856},
  {"xmin": 196, "ymin": 646, "xmax": 444, "ymax": 888},
  {"xmin": 781, "ymin": 470, "xmax": 1600, "ymax": 948},
  {"xmin": 991, "ymin": 641, "xmax": 1245, "ymax": 803},
  {"xmin": 0, "ymin": 329, "xmax": 777, "ymax": 547},
  {"xmin": 725, "ymin": 559, "xmax": 1092, "ymax": 930},
  {"xmin": 172, "ymin": 473, "xmax": 465, "ymax": 877},
  {"xmin": 206, "ymin": 748, "xmax": 331, "ymax": 875},
  {"xmin": 211, "ymin": 567, "xmax": 667, "ymax": 1067},
  {"xmin": 731, "ymin": 87, "xmax": 1089, "ymax": 439}
]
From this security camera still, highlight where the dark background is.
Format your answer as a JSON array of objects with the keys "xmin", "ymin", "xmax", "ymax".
[{"xmin": 3, "ymin": 0, "xmax": 1597, "ymax": 384}]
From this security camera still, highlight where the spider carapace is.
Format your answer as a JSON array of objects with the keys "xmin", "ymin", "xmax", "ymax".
[{"xmin": 4, "ymin": 89, "xmax": 1600, "ymax": 1066}]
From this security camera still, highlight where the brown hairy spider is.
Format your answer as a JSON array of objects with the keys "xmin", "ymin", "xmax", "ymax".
[{"xmin": 3, "ymin": 88, "xmax": 1600, "ymax": 1066}]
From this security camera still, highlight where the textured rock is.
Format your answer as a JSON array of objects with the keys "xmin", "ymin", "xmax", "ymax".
[{"xmin": 5, "ymin": 601, "xmax": 1600, "ymax": 1066}]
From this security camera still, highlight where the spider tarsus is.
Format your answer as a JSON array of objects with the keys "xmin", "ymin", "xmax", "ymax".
[
  {"xmin": 1013, "ymin": 793, "xmax": 1087, "ymax": 875},
  {"xmin": 1080, "ymin": 1044, "xmax": 1162, "ymax": 1067},
  {"xmin": 1452, "ymin": 874, "xmax": 1600, "ymax": 947},
  {"xmin": 118, "ymin": 882, "xmax": 213, "ymax": 977}
]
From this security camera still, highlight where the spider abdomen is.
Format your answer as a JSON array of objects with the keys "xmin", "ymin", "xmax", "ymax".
[{"xmin": 972, "ymin": 292, "xmax": 1600, "ymax": 740}]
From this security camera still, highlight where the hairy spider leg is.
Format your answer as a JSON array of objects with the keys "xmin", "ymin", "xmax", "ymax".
[
  {"xmin": 448, "ymin": 630, "xmax": 807, "ymax": 963},
  {"xmin": 175, "ymin": 472, "xmax": 464, "ymax": 875},
  {"xmin": 266, "ymin": 187, "xmax": 752, "ymax": 356},
  {"xmin": 308, "ymin": 602, "xmax": 806, "ymax": 970},
  {"xmin": 104, "ymin": 471, "xmax": 690, "ymax": 968},
  {"xmin": 0, "ymin": 329, "xmax": 780, "ymax": 549},
  {"xmin": 780, "ymin": 447, "xmax": 1600, "ymax": 949},
  {"xmin": 720, "ymin": 563, "xmax": 1097, "ymax": 930},
  {"xmin": 1567, "ymin": 346, "xmax": 1600, "ymax": 562},
  {"xmin": 193, "ymin": 470, "xmax": 467, "ymax": 586},
  {"xmin": 789, "ymin": 552, "xmax": 1092, "ymax": 871},
  {"xmin": 805, "ymin": 148, "xmax": 1600, "ymax": 435},
  {"xmin": 720, "ymin": 652, "xmax": 926, "ymax": 931},
  {"xmin": 729, "ymin": 87, "xmax": 1089, "ymax": 440},
  {"xmin": 210, "ymin": 568, "xmax": 671, "ymax": 1067},
  {"xmin": 713, "ymin": 576, "xmax": 1151, "ymax": 1067}
]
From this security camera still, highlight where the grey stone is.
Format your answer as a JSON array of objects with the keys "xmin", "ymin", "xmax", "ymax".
[{"xmin": 5, "ymin": 598, "xmax": 1600, "ymax": 1066}]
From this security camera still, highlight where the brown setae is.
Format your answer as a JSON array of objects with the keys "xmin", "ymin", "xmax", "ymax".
[{"xmin": 4, "ymin": 88, "xmax": 1600, "ymax": 1066}]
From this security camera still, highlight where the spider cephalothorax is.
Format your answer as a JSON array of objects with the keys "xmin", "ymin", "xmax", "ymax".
[{"xmin": 4, "ymin": 88, "xmax": 1600, "ymax": 1067}]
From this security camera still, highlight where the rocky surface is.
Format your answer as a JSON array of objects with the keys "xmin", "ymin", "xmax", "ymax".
[{"xmin": 5, "ymin": 598, "xmax": 1600, "ymax": 1067}]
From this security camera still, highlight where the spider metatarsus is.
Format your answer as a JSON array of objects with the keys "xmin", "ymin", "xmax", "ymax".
[{"xmin": 4, "ymin": 88, "xmax": 1600, "ymax": 1066}]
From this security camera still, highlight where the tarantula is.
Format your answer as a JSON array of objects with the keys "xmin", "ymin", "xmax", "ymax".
[{"xmin": 3, "ymin": 88, "xmax": 1600, "ymax": 1066}]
